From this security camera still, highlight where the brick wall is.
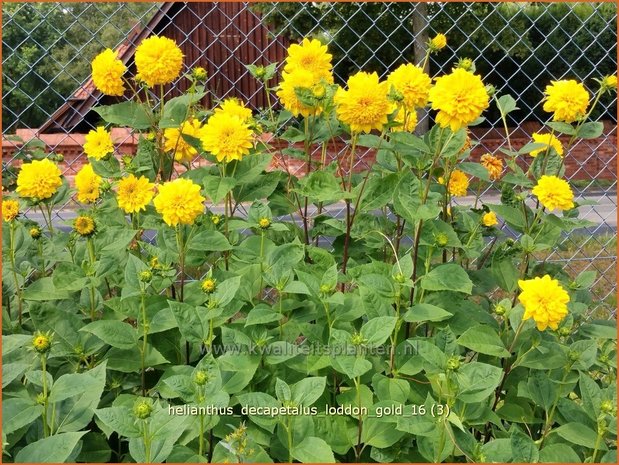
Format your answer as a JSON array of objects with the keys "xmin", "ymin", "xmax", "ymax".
[{"xmin": 3, "ymin": 121, "xmax": 616, "ymax": 184}]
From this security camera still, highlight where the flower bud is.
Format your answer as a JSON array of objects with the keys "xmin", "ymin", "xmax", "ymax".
[
  {"xmin": 55, "ymin": 153, "xmax": 64, "ymax": 163},
  {"xmin": 319, "ymin": 284, "xmax": 334, "ymax": 295},
  {"xmin": 133, "ymin": 398, "xmax": 153, "ymax": 419},
  {"xmin": 393, "ymin": 272, "xmax": 406, "ymax": 284},
  {"xmin": 192, "ymin": 66, "xmax": 207, "ymax": 81},
  {"xmin": 32, "ymin": 332, "xmax": 52, "ymax": 354},
  {"xmin": 446, "ymin": 356, "xmax": 461, "ymax": 371},
  {"xmin": 201, "ymin": 278, "xmax": 217, "ymax": 294},
  {"xmin": 258, "ymin": 217, "xmax": 271, "ymax": 229},
  {"xmin": 600, "ymin": 75, "xmax": 617, "ymax": 93},
  {"xmin": 494, "ymin": 304, "xmax": 506, "ymax": 316},
  {"xmin": 211, "ymin": 214, "xmax": 222, "ymax": 225},
  {"xmin": 29, "ymin": 226, "xmax": 42, "ymax": 239},
  {"xmin": 139, "ymin": 270, "xmax": 152, "ymax": 283},
  {"xmin": 36, "ymin": 392, "xmax": 47, "ymax": 405},
  {"xmin": 485, "ymin": 84, "xmax": 497, "ymax": 98},
  {"xmin": 429, "ymin": 33, "xmax": 447, "ymax": 51},
  {"xmin": 350, "ymin": 332, "xmax": 366, "ymax": 346},
  {"xmin": 255, "ymin": 66, "xmax": 267, "ymax": 79},
  {"xmin": 194, "ymin": 370, "xmax": 210, "ymax": 386},
  {"xmin": 435, "ymin": 232, "xmax": 449, "ymax": 247},
  {"xmin": 568, "ymin": 350, "xmax": 580, "ymax": 362},
  {"xmin": 600, "ymin": 400, "xmax": 615, "ymax": 415},
  {"xmin": 558, "ymin": 326, "xmax": 571, "ymax": 337},
  {"xmin": 455, "ymin": 57, "xmax": 475, "ymax": 72}
]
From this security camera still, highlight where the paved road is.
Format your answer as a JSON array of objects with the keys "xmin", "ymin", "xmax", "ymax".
[{"xmin": 24, "ymin": 191, "xmax": 618, "ymax": 231}]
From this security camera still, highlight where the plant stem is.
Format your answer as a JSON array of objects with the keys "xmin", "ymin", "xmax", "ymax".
[
  {"xmin": 140, "ymin": 291, "xmax": 148, "ymax": 396},
  {"xmin": 41, "ymin": 355, "xmax": 49, "ymax": 437},
  {"xmin": 143, "ymin": 420, "xmax": 151, "ymax": 463},
  {"xmin": 9, "ymin": 221, "xmax": 23, "ymax": 325},
  {"xmin": 354, "ymin": 376, "xmax": 363, "ymax": 461},
  {"xmin": 87, "ymin": 237, "xmax": 97, "ymax": 320}
]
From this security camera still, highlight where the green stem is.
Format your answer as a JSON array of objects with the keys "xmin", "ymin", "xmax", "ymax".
[
  {"xmin": 9, "ymin": 221, "xmax": 23, "ymax": 325},
  {"xmin": 591, "ymin": 427, "xmax": 605, "ymax": 463},
  {"xmin": 143, "ymin": 420, "xmax": 151, "ymax": 463},
  {"xmin": 540, "ymin": 366, "xmax": 572, "ymax": 446},
  {"xmin": 87, "ymin": 237, "xmax": 97, "ymax": 320},
  {"xmin": 354, "ymin": 376, "xmax": 363, "ymax": 461},
  {"xmin": 258, "ymin": 230, "xmax": 265, "ymax": 301},
  {"xmin": 140, "ymin": 291, "xmax": 148, "ymax": 396},
  {"xmin": 37, "ymin": 239, "xmax": 45, "ymax": 276},
  {"xmin": 41, "ymin": 355, "xmax": 49, "ymax": 437}
]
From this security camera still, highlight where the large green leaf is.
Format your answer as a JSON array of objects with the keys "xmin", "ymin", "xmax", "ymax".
[
  {"xmin": 292, "ymin": 437, "xmax": 336, "ymax": 463},
  {"xmin": 80, "ymin": 320, "xmax": 138, "ymax": 349},
  {"xmin": 2, "ymin": 398, "xmax": 43, "ymax": 435},
  {"xmin": 14, "ymin": 431, "xmax": 87, "ymax": 463},
  {"xmin": 420, "ymin": 264, "xmax": 473, "ymax": 294},
  {"xmin": 94, "ymin": 101, "xmax": 152, "ymax": 129},
  {"xmin": 457, "ymin": 325, "xmax": 510, "ymax": 357},
  {"xmin": 554, "ymin": 423, "xmax": 606, "ymax": 450}
]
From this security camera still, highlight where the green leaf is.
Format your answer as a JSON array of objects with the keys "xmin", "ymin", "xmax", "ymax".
[
  {"xmin": 420, "ymin": 264, "xmax": 473, "ymax": 295},
  {"xmin": 188, "ymin": 230, "xmax": 232, "ymax": 252},
  {"xmin": 15, "ymin": 431, "xmax": 87, "ymax": 463},
  {"xmin": 2, "ymin": 398, "xmax": 43, "ymax": 435},
  {"xmin": 297, "ymin": 170, "xmax": 345, "ymax": 203},
  {"xmin": 361, "ymin": 316, "xmax": 397, "ymax": 346},
  {"xmin": 546, "ymin": 121, "xmax": 576, "ymax": 135},
  {"xmin": 80, "ymin": 320, "xmax": 137, "ymax": 349},
  {"xmin": 576, "ymin": 121, "xmax": 604, "ymax": 139},
  {"xmin": 76, "ymin": 432, "xmax": 112, "ymax": 463},
  {"xmin": 95, "ymin": 407, "xmax": 141, "ymax": 438},
  {"xmin": 527, "ymin": 371, "xmax": 558, "ymax": 410},
  {"xmin": 496, "ymin": 94, "xmax": 519, "ymax": 115},
  {"xmin": 458, "ymin": 161, "xmax": 490, "ymax": 181},
  {"xmin": 554, "ymin": 423, "xmax": 606, "ymax": 450},
  {"xmin": 455, "ymin": 362, "xmax": 503, "ymax": 403},
  {"xmin": 245, "ymin": 305, "xmax": 283, "ymax": 327},
  {"xmin": 23, "ymin": 277, "xmax": 71, "ymax": 300},
  {"xmin": 292, "ymin": 377, "xmax": 326, "ymax": 407},
  {"xmin": 94, "ymin": 101, "xmax": 152, "ymax": 129},
  {"xmin": 202, "ymin": 175, "xmax": 237, "ymax": 204},
  {"xmin": 159, "ymin": 92, "xmax": 206, "ymax": 128},
  {"xmin": 292, "ymin": 437, "xmax": 336, "ymax": 463},
  {"xmin": 457, "ymin": 325, "xmax": 510, "ymax": 357},
  {"xmin": 52, "ymin": 262, "xmax": 88, "ymax": 291},
  {"xmin": 403, "ymin": 304, "xmax": 453, "ymax": 323},
  {"xmin": 511, "ymin": 428, "xmax": 539, "ymax": 462},
  {"xmin": 539, "ymin": 444, "xmax": 581, "ymax": 463}
]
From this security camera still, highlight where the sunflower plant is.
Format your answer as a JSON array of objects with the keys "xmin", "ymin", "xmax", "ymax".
[{"xmin": 2, "ymin": 33, "xmax": 617, "ymax": 464}]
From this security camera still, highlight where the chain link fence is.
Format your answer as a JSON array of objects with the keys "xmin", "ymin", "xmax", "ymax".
[{"xmin": 2, "ymin": 2, "xmax": 617, "ymax": 317}]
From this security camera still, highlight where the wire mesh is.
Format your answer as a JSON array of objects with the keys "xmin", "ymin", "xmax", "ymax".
[{"xmin": 2, "ymin": 1, "xmax": 617, "ymax": 317}]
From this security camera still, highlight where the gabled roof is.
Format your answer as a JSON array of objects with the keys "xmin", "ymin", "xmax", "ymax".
[{"xmin": 38, "ymin": 3, "xmax": 177, "ymax": 134}]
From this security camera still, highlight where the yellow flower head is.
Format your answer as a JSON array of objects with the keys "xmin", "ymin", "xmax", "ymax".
[
  {"xmin": 30, "ymin": 226, "xmax": 42, "ymax": 239},
  {"xmin": 2, "ymin": 199, "xmax": 20, "ymax": 222},
  {"xmin": 163, "ymin": 118, "xmax": 205, "ymax": 163},
  {"xmin": 117, "ymin": 174, "xmax": 155, "ymax": 214},
  {"xmin": 153, "ymin": 178, "xmax": 205, "ymax": 227},
  {"xmin": 84, "ymin": 127, "xmax": 114, "ymax": 160},
  {"xmin": 391, "ymin": 107, "xmax": 418, "ymax": 133},
  {"xmin": 532, "ymin": 175, "xmax": 574, "ymax": 211},
  {"xmin": 91, "ymin": 48, "xmax": 126, "ymax": 96},
  {"xmin": 277, "ymin": 69, "xmax": 326, "ymax": 117},
  {"xmin": 284, "ymin": 38, "xmax": 333, "ymax": 82},
  {"xmin": 334, "ymin": 71, "xmax": 395, "ymax": 134},
  {"xmin": 75, "ymin": 164, "xmax": 102, "ymax": 204},
  {"xmin": 480, "ymin": 154, "xmax": 503, "ymax": 181},
  {"xmin": 482, "ymin": 211, "xmax": 498, "ymax": 227},
  {"xmin": 135, "ymin": 36, "xmax": 184, "ymax": 87},
  {"xmin": 518, "ymin": 275, "xmax": 569, "ymax": 331},
  {"xmin": 429, "ymin": 68, "xmax": 489, "ymax": 132},
  {"xmin": 530, "ymin": 132, "xmax": 564, "ymax": 158},
  {"xmin": 16, "ymin": 159, "xmax": 63, "ymax": 201},
  {"xmin": 201, "ymin": 277, "xmax": 217, "ymax": 293},
  {"xmin": 201, "ymin": 113, "xmax": 253, "ymax": 163},
  {"xmin": 430, "ymin": 33, "xmax": 447, "ymax": 51},
  {"xmin": 543, "ymin": 79, "xmax": 589, "ymax": 123},
  {"xmin": 446, "ymin": 169, "xmax": 469, "ymax": 197},
  {"xmin": 386, "ymin": 64, "xmax": 432, "ymax": 109},
  {"xmin": 215, "ymin": 98, "xmax": 253, "ymax": 123},
  {"xmin": 74, "ymin": 215, "xmax": 96, "ymax": 236},
  {"xmin": 258, "ymin": 217, "xmax": 271, "ymax": 229}
]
